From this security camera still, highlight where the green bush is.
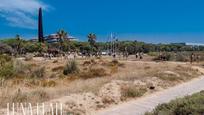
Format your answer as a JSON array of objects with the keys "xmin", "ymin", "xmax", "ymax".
[
  {"xmin": 153, "ymin": 52, "xmax": 189, "ymax": 62},
  {"xmin": 0, "ymin": 55, "xmax": 15, "ymax": 79},
  {"xmin": 148, "ymin": 52, "xmax": 159, "ymax": 57},
  {"xmin": 0, "ymin": 54, "xmax": 12, "ymax": 63},
  {"xmin": 0, "ymin": 62, "xmax": 14, "ymax": 79},
  {"xmin": 63, "ymin": 60, "xmax": 79, "ymax": 75},
  {"xmin": 145, "ymin": 91, "xmax": 204, "ymax": 115}
]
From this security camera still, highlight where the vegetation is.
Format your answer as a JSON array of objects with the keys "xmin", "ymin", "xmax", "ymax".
[
  {"xmin": 0, "ymin": 55, "xmax": 15, "ymax": 79},
  {"xmin": 57, "ymin": 29, "xmax": 68, "ymax": 51},
  {"xmin": 30, "ymin": 67, "xmax": 45, "ymax": 79},
  {"xmin": 0, "ymin": 42, "xmax": 13, "ymax": 54},
  {"xmin": 121, "ymin": 85, "xmax": 147, "ymax": 100},
  {"xmin": 63, "ymin": 60, "xmax": 79, "ymax": 75},
  {"xmin": 87, "ymin": 33, "xmax": 97, "ymax": 54},
  {"xmin": 145, "ymin": 91, "xmax": 204, "ymax": 115},
  {"xmin": 152, "ymin": 51, "xmax": 204, "ymax": 62},
  {"xmin": 78, "ymin": 68, "xmax": 107, "ymax": 79},
  {"xmin": 1, "ymin": 38, "xmax": 204, "ymax": 56}
]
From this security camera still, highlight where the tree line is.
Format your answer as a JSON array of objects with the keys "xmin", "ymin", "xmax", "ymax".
[{"xmin": 0, "ymin": 34, "xmax": 204, "ymax": 56}]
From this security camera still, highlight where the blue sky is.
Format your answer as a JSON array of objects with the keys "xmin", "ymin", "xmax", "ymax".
[{"xmin": 0, "ymin": 0, "xmax": 204, "ymax": 43}]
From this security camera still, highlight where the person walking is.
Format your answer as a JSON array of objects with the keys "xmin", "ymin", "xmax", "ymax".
[{"xmin": 190, "ymin": 53, "xmax": 194, "ymax": 64}]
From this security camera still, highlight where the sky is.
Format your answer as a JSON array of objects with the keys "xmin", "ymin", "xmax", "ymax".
[{"xmin": 0, "ymin": 0, "xmax": 204, "ymax": 43}]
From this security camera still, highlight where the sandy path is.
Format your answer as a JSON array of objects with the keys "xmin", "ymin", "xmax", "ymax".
[{"xmin": 97, "ymin": 75, "xmax": 204, "ymax": 115}]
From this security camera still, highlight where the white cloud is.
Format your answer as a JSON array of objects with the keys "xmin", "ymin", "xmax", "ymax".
[{"xmin": 0, "ymin": 0, "xmax": 50, "ymax": 29}]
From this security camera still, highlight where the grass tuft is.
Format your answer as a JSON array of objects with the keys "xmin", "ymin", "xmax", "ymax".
[{"xmin": 63, "ymin": 60, "xmax": 79, "ymax": 75}]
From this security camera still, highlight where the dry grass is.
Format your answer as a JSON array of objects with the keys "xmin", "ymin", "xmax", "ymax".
[
  {"xmin": 30, "ymin": 67, "xmax": 45, "ymax": 78},
  {"xmin": 110, "ymin": 66, "xmax": 118, "ymax": 74},
  {"xmin": 0, "ymin": 56, "xmax": 203, "ymax": 110},
  {"xmin": 78, "ymin": 67, "xmax": 108, "ymax": 79},
  {"xmin": 121, "ymin": 85, "xmax": 147, "ymax": 100},
  {"xmin": 40, "ymin": 80, "xmax": 57, "ymax": 87},
  {"xmin": 52, "ymin": 66, "xmax": 64, "ymax": 72},
  {"xmin": 63, "ymin": 60, "xmax": 79, "ymax": 75},
  {"xmin": 0, "ymin": 87, "xmax": 50, "ymax": 108}
]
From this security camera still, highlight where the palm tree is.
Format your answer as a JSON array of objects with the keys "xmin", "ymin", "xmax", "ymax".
[
  {"xmin": 57, "ymin": 29, "xmax": 68, "ymax": 51},
  {"xmin": 87, "ymin": 33, "xmax": 97, "ymax": 55}
]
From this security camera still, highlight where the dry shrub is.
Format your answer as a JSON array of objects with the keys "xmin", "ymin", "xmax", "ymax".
[
  {"xmin": 118, "ymin": 63, "xmax": 125, "ymax": 67},
  {"xmin": 78, "ymin": 68, "xmax": 107, "ymax": 79},
  {"xmin": 31, "ymin": 90, "xmax": 50, "ymax": 102},
  {"xmin": 176, "ymin": 52, "xmax": 189, "ymax": 62},
  {"xmin": 90, "ymin": 68, "xmax": 107, "ymax": 77},
  {"xmin": 12, "ymin": 89, "xmax": 28, "ymax": 103},
  {"xmin": 83, "ymin": 60, "xmax": 92, "ymax": 66},
  {"xmin": 83, "ymin": 67, "xmax": 88, "ymax": 71},
  {"xmin": 63, "ymin": 60, "xmax": 79, "ymax": 75},
  {"xmin": 30, "ymin": 67, "xmax": 45, "ymax": 78},
  {"xmin": 111, "ymin": 59, "xmax": 119, "ymax": 66},
  {"xmin": 96, "ymin": 56, "xmax": 102, "ymax": 60},
  {"xmin": 110, "ymin": 66, "xmax": 118, "ymax": 74},
  {"xmin": 144, "ymin": 66, "xmax": 151, "ymax": 70},
  {"xmin": 25, "ymin": 79, "xmax": 56, "ymax": 87},
  {"xmin": 7, "ymin": 89, "xmax": 50, "ymax": 104},
  {"xmin": 58, "ymin": 74, "xmax": 66, "ymax": 79},
  {"xmin": 52, "ymin": 66, "xmax": 64, "ymax": 72},
  {"xmin": 49, "ymin": 73, "xmax": 57, "ymax": 78},
  {"xmin": 40, "ymin": 80, "xmax": 56, "ymax": 87},
  {"xmin": 90, "ymin": 59, "xmax": 96, "ymax": 64},
  {"xmin": 83, "ymin": 59, "xmax": 97, "ymax": 66},
  {"xmin": 0, "ymin": 54, "xmax": 12, "ymax": 62},
  {"xmin": 53, "ymin": 60, "xmax": 58, "ymax": 63},
  {"xmin": 13, "ymin": 60, "xmax": 31, "ymax": 75},
  {"xmin": 24, "ymin": 54, "xmax": 33, "ymax": 61},
  {"xmin": 155, "ymin": 72, "xmax": 182, "ymax": 82},
  {"xmin": 30, "ymin": 63, "xmax": 37, "ymax": 67},
  {"xmin": 121, "ymin": 85, "xmax": 147, "ymax": 100},
  {"xmin": 0, "ymin": 89, "xmax": 50, "ymax": 108},
  {"xmin": 108, "ymin": 59, "xmax": 125, "ymax": 67}
]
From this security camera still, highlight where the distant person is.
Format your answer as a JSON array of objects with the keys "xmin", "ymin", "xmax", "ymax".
[
  {"xmin": 190, "ymin": 53, "xmax": 194, "ymax": 64},
  {"xmin": 139, "ymin": 52, "xmax": 143, "ymax": 60},
  {"xmin": 123, "ymin": 52, "xmax": 128, "ymax": 60},
  {"xmin": 125, "ymin": 52, "xmax": 129, "ymax": 60},
  {"xmin": 196, "ymin": 54, "xmax": 200, "ymax": 63},
  {"xmin": 135, "ymin": 52, "xmax": 138, "ymax": 59},
  {"xmin": 113, "ymin": 53, "xmax": 116, "ymax": 58}
]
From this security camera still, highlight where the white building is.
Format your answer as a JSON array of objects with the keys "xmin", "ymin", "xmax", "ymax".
[{"xmin": 44, "ymin": 34, "xmax": 78, "ymax": 43}]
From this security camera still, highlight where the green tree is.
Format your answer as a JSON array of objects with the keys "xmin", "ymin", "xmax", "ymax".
[
  {"xmin": 15, "ymin": 34, "xmax": 22, "ymax": 55},
  {"xmin": 87, "ymin": 33, "xmax": 97, "ymax": 54}
]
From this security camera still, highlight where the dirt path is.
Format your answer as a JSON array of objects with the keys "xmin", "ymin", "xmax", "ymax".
[{"xmin": 97, "ymin": 75, "xmax": 204, "ymax": 115}]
